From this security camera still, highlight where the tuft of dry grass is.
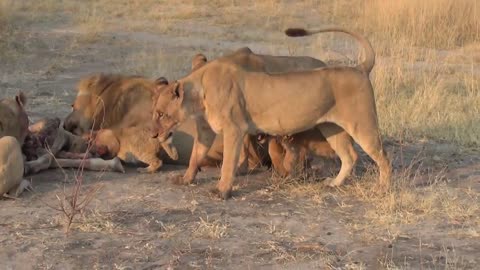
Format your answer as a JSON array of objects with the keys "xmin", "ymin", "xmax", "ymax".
[
  {"xmin": 271, "ymin": 147, "xmax": 479, "ymax": 235},
  {"xmin": 373, "ymin": 58, "xmax": 480, "ymax": 146},
  {"xmin": 192, "ymin": 216, "xmax": 228, "ymax": 239},
  {"xmin": 358, "ymin": 0, "xmax": 480, "ymax": 51}
]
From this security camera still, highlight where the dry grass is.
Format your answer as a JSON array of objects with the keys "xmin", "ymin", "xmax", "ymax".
[
  {"xmin": 192, "ymin": 216, "xmax": 228, "ymax": 239},
  {"xmin": 373, "ymin": 58, "xmax": 480, "ymax": 146},
  {"xmin": 274, "ymin": 153, "xmax": 480, "ymax": 237},
  {"xmin": 62, "ymin": 0, "xmax": 478, "ymax": 146}
]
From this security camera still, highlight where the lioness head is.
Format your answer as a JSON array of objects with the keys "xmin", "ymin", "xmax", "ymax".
[
  {"xmin": 0, "ymin": 91, "xmax": 29, "ymax": 145},
  {"xmin": 150, "ymin": 80, "xmax": 188, "ymax": 141}
]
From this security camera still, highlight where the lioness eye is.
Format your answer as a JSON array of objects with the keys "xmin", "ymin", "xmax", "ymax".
[{"xmin": 159, "ymin": 112, "xmax": 164, "ymax": 118}]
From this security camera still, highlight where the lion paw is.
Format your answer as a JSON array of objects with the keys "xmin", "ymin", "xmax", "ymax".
[
  {"xmin": 171, "ymin": 174, "xmax": 193, "ymax": 185},
  {"xmin": 209, "ymin": 187, "xmax": 232, "ymax": 200}
]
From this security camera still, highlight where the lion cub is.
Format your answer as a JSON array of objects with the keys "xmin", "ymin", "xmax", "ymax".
[
  {"xmin": 91, "ymin": 125, "xmax": 178, "ymax": 173},
  {"xmin": 270, "ymin": 123, "xmax": 357, "ymax": 181}
]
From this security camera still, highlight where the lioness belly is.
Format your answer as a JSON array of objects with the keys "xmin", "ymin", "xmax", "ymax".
[{"xmin": 243, "ymin": 73, "xmax": 334, "ymax": 135}]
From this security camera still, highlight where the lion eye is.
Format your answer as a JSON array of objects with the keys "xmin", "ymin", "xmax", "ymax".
[{"xmin": 153, "ymin": 112, "xmax": 165, "ymax": 120}]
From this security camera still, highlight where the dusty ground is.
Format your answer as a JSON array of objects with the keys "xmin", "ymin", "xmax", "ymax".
[{"xmin": 1, "ymin": 1, "xmax": 479, "ymax": 269}]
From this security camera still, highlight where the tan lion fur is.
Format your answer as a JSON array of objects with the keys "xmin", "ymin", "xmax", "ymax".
[
  {"xmin": 63, "ymin": 74, "xmax": 240, "ymax": 171},
  {"xmin": 0, "ymin": 136, "xmax": 30, "ymax": 198},
  {"xmin": 90, "ymin": 126, "xmax": 178, "ymax": 173},
  {"xmin": 0, "ymin": 92, "xmax": 29, "ymax": 145},
  {"xmin": 190, "ymin": 48, "xmax": 352, "ymax": 177},
  {"xmin": 63, "ymin": 74, "xmax": 182, "ymax": 173},
  {"xmin": 151, "ymin": 27, "xmax": 392, "ymax": 199}
]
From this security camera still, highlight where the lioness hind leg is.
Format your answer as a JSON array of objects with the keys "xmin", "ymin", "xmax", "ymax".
[
  {"xmin": 318, "ymin": 124, "xmax": 357, "ymax": 187},
  {"xmin": 338, "ymin": 119, "xmax": 392, "ymax": 192}
]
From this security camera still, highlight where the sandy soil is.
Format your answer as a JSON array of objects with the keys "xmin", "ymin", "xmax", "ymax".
[{"xmin": 1, "ymin": 4, "xmax": 479, "ymax": 270}]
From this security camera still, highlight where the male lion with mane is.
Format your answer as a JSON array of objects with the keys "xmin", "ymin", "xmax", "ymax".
[
  {"xmin": 63, "ymin": 74, "xmax": 178, "ymax": 172},
  {"xmin": 151, "ymin": 27, "xmax": 392, "ymax": 199}
]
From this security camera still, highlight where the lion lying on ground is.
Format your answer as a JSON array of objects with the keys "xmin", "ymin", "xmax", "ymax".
[
  {"xmin": 151, "ymin": 27, "xmax": 392, "ymax": 199},
  {"xmin": 190, "ymin": 50, "xmax": 352, "ymax": 178},
  {"xmin": 63, "ymin": 74, "xmax": 181, "ymax": 173}
]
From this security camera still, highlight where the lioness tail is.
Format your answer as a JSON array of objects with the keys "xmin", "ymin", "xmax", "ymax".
[{"xmin": 285, "ymin": 27, "xmax": 375, "ymax": 75}]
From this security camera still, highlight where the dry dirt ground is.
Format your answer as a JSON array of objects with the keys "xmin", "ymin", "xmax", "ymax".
[{"xmin": 1, "ymin": 1, "xmax": 479, "ymax": 269}]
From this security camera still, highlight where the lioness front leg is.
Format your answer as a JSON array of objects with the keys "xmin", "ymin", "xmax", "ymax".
[
  {"xmin": 175, "ymin": 118, "xmax": 215, "ymax": 185},
  {"xmin": 215, "ymin": 128, "xmax": 245, "ymax": 199}
]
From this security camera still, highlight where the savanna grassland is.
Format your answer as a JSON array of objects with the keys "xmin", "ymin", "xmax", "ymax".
[{"xmin": 0, "ymin": 0, "xmax": 479, "ymax": 269}]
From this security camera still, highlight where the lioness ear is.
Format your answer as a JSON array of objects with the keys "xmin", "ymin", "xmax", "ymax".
[
  {"xmin": 155, "ymin": 77, "xmax": 168, "ymax": 85},
  {"xmin": 191, "ymin": 53, "xmax": 207, "ymax": 71},
  {"xmin": 15, "ymin": 91, "xmax": 27, "ymax": 107},
  {"xmin": 172, "ymin": 82, "xmax": 184, "ymax": 100}
]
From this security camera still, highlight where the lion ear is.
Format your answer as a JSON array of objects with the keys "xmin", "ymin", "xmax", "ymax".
[
  {"xmin": 155, "ymin": 77, "xmax": 168, "ymax": 85},
  {"xmin": 172, "ymin": 82, "xmax": 184, "ymax": 100},
  {"xmin": 152, "ymin": 85, "xmax": 163, "ymax": 99},
  {"xmin": 15, "ymin": 91, "xmax": 27, "ymax": 107},
  {"xmin": 191, "ymin": 53, "xmax": 207, "ymax": 71}
]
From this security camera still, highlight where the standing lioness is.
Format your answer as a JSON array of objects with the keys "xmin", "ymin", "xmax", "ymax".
[
  {"xmin": 191, "ymin": 49, "xmax": 355, "ymax": 179},
  {"xmin": 151, "ymin": 27, "xmax": 391, "ymax": 199}
]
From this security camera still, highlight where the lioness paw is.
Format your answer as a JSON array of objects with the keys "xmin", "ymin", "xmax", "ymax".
[
  {"xmin": 209, "ymin": 187, "xmax": 232, "ymax": 200},
  {"xmin": 171, "ymin": 174, "xmax": 193, "ymax": 185}
]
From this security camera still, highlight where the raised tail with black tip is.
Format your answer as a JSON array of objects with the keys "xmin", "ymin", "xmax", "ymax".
[{"xmin": 285, "ymin": 27, "xmax": 375, "ymax": 75}]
